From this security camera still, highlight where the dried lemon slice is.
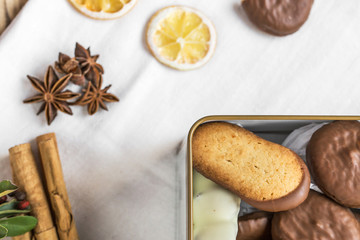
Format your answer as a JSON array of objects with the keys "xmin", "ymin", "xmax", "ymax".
[
  {"xmin": 146, "ymin": 6, "xmax": 216, "ymax": 71},
  {"xmin": 68, "ymin": 0, "xmax": 137, "ymax": 20}
]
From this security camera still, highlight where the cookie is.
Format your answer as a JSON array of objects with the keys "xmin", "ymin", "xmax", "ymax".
[
  {"xmin": 193, "ymin": 170, "xmax": 218, "ymax": 197},
  {"xmin": 242, "ymin": 0, "xmax": 314, "ymax": 36},
  {"xmin": 306, "ymin": 120, "xmax": 360, "ymax": 207},
  {"xmin": 193, "ymin": 171, "xmax": 240, "ymax": 240},
  {"xmin": 192, "ymin": 122, "xmax": 310, "ymax": 212},
  {"xmin": 272, "ymin": 190, "xmax": 360, "ymax": 240},
  {"xmin": 237, "ymin": 211, "xmax": 272, "ymax": 240}
]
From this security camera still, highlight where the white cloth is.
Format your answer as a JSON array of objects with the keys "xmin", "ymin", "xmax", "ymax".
[
  {"xmin": 282, "ymin": 122, "xmax": 327, "ymax": 193},
  {"xmin": 282, "ymin": 122, "xmax": 327, "ymax": 161},
  {"xmin": 0, "ymin": 0, "xmax": 360, "ymax": 239}
]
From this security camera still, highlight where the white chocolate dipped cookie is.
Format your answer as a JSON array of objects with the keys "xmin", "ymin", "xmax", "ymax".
[{"xmin": 193, "ymin": 170, "xmax": 241, "ymax": 240}]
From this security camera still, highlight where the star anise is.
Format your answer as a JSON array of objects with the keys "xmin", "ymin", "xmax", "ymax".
[
  {"xmin": 75, "ymin": 42, "xmax": 104, "ymax": 85},
  {"xmin": 23, "ymin": 66, "xmax": 81, "ymax": 125},
  {"xmin": 55, "ymin": 53, "xmax": 86, "ymax": 86},
  {"xmin": 75, "ymin": 75, "xmax": 119, "ymax": 115}
]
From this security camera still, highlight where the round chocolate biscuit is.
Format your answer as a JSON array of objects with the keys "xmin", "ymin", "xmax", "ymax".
[
  {"xmin": 306, "ymin": 120, "xmax": 360, "ymax": 207},
  {"xmin": 272, "ymin": 190, "xmax": 360, "ymax": 240},
  {"xmin": 242, "ymin": 0, "xmax": 314, "ymax": 36},
  {"xmin": 237, "ymin": 211, "xmax": 273, "ymax": 240}
]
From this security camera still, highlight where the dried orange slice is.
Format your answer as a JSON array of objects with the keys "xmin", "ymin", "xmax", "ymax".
[
  {"xmin": 146, "ymin": 6, "xmax": 216, "ymax": 71},
  {"xmin": 68, "ymin": 0, "xmax": 137, "ymax": 20}
]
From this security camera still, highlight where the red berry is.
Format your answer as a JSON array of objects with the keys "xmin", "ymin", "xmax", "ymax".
[
  {"xmin": 0, "ymin": 196, "xmax": 7, "ymax": 204},
  {"xmin": 17, "ymin": 200, "xmax": 30, "ymax": 210}
]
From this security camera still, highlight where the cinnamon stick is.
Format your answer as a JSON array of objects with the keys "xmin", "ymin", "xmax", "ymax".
[
  {"xmin": 8, "ymin": 144, "xmax": 58, "ymax": 240},
  {"xmin": 12, "ymin": 231, "xmax": 32, "ymax": 240},
  {"xmin": 36, "ymin": 133, "xmax": 79, "ymax": 240}
]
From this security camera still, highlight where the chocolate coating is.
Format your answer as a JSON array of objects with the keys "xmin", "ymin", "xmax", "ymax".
[
  {"xmin": 307, "ymin": 120, "xmax": 360, "ymax": 208},
  {"xmin": 242, "ymin": 0, "xmax": 314, "ymax": 36},
  {"xmin": 237, "ymin": 211, "xmax": 273, "ymax": 240},
  {"xmin": 241, "ymin": 156, "xmax": 310, "ymax": 212},
  {"xmin": 272, "ymin": 190, "xmax": 360, "ymax": 240}
]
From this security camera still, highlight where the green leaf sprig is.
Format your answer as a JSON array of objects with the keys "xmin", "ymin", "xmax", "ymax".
[
  {"xmin": 0, "ymin": 181, "xmax": 17, "ymax": 198},
  {"xmin": 0, "ymin": 180, "xmax": 37, "ymax": 239}
]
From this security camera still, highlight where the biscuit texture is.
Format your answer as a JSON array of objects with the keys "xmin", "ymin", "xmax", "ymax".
[{"xmin": 192, "ymin": 122, "xmax": 310, "ymax": 212}]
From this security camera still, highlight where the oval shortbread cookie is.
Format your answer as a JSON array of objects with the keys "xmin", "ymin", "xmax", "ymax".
[{"xmin": 192, "ymin": 122, "xmax": 310, "ymax": 212}]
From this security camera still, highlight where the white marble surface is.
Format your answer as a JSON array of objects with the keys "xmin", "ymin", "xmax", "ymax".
[{"xmin": 0, "ymin": 0, "xmax": 359, "ymax": 239}]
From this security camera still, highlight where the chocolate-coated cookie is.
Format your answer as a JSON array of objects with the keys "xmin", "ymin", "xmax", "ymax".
[
  {"xmin": 272, "ymin": 190, "xmax": 360, "ymax": 240},
  {"xmin": 306, "ymin": 120, "xmax": 360, "ymax": 207},
  {"xmin": 242, "ymin": 0, "xmax": 314, "ymax": 36},
  {"xmin": 237, "ymin": 211, "xmax": 272, "ymax": 240}
]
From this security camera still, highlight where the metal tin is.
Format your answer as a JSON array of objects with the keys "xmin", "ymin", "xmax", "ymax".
[{"xmin": 186, "ymin": 115, "xmax": 360, "ymax": 240}]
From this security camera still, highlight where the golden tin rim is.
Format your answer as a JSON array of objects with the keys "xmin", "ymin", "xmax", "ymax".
[{"xmin": 186, "ymin": 115, "xmax": 360, "ymax": 240}]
